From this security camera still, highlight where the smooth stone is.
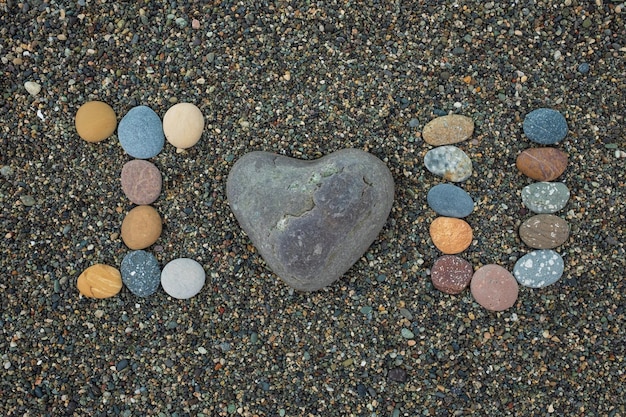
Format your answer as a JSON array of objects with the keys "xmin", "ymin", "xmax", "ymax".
[
  {"xmin": 516, "ymin": 147, "xmax": 568, "ymax": 181},
  {"xmin": 577, "ymin": 63, "xmax": 590, "ymax": 74},
  {"xmin": 24, "ymin": 81, "xmax": 41, "ymax": 96},
  {"xmin": 422, "ymin": 114, "xmax": 474, "ymax": 146},
  {"xmin": 161, "ymin": 258, "xmax": 205, "ymax": 299},
  {"xmin": 77, "ymin": 264, "xmax": 123, "ymax": 298},
  {"xmin": 121, "ymin": 205, "xmax": 162, "ymax": 250},
  {"xmin": 470, "ymin": 264, "xmax": 519, "ymax": 311},
  {"xmin": 430, "ymin": 255, "xmax": 473, "ymax": 294},
  {"xmin": 424, "ymin": 145, "xmax": 472, "ymax": 182},
  {"xmin": 523, "ymin": 108, "xmax": 568, "ymax": 145},
  {"xmin": 513, "ymin": 250, "xmax": 564, "ymax": 288},
  {"xmin": 427, "ymin": 184, "xmax": 474, "ymax": 218},
  {"xmin": 75, "ymin": 101, "xmax": 117, "ymax": 143},
  {"xmin": 519, "ymin": 214, "xmax": 570, "ymax": 249},
  {"xmin": 429, "ymin": 217, "xmax": 473, "ymax": 254},
  {"xmin": 226, "ymin": 149, "xmax": 394, "ymax": 291},
  {"xmin": 120, "ymin": 250, "xmax": 161, "ymax": 297},
  {"xmin": 118, "ymin": 106, "xmax": 164, "ymax": 159},
  {"xmin": 521, "ymin": 182, "xmax": 570, "ymax": 214},
  {"xmin": 121, "ymin": 160, "xmax": 162, "ymax": 205},
  {"xmin": 162, "ymin": 102, "xmax": 204, "ymax": 149}
]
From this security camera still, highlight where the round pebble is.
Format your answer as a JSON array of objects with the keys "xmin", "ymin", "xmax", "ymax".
[
  {"xmin": 24, "ymin": 81, "xmax": 41, "ymax": 96},
  {"xmin": 121, "ymin": 250, "xmax": 161, "ymax": 297},
  {"xmin": 75, "ymin": 101, "xmax": 117, "ymax": 143},
  {"xmin": 519, "ymin": 214, "xmax": 570, "ymax": 249},
  {"xmin": 523, "ymin": 108, "xmax": 568, "ymax": 145},
  {"xmin": 162, "ymin": 102, "xmax": 205, "ymax": 149},
  {"xmin": 430, "ymin": 255, "xmax": 473, "ymax": 294},
  {"xmin": 429, "ymin": 217, "xmax": 473, "ymax": 254},
  {"xmin": 470, "ymin": 264, "xmax": 519, "ymax": 312},
  {"xmin": 424, "ymin": 145, "xmax": 473, "ymax": 182},
  {"xmin": 513, "ymin": 250, "xmax": 565, "ymax": 288},
  {"xmin": 118, "ymin": 106, "xmax": 164, "ymax": 159},
  {"xmin": 77, "ymin": 264, "xmax": 123, "ymax": 298},
  {"xmin": 422, "ymin": 114, "xmax": 474, "ymax": 146},
  {"xmin": 516, "ymin": 147, "xmax": 568, "ymax": 181},
  {"xmin": 577, "ymin": 63, "xmax": 590, "ymax": 74},
  {"xmin": 161, "ymin": 258, "xmax": 206, "ymax": 299},
  {"xmin": 521, "ymin": 182, "xmax": 570, "ymax": 214},
  {"xmin": 121, "ymin": 205, "xmax": 162, "ymax": 250},
  {"xmin": 121, "ymin": 160, "xmax": 162, "ymax": 205},
  {"xmin": 427, "ymin": 183, "xmax": 474, "ymax": 218}
]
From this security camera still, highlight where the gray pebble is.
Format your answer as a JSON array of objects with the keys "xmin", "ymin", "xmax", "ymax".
[
  {"xmin": 1, "ymin": 165, "xmax": 14, "ymax": 177},
  {"xmin": 427, "ymin": 183, "xmax": 474, "ymax": 217},
  {"xmin": 121, "ymin": 250, "xmax": 161, "ymax": 297},
  {"xmin": 523, "ymin": 108, "xmax": 568, "ymax": 145},
  {"xmin": 424, "ymin": 145, "xmax": 473, "ymax": 182},
  {"xmin": 513, "ymin": 250, "xmax": 564, "ymax": 288},
  {"xmin": 521, "ymin": 182, "xmax": 570, "ymax": 214},
  {"xmin": 161, "ymin": 258, "xmax": 205, "ymax": 299},
  {"xmin": 118, "ymin": 106, "xmax": 165, "ymax": 159}
]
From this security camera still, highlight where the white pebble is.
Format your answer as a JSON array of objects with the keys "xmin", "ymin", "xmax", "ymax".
[{"xmin": 24, "ymin": 81, "xmax": 41, "ymax": 96}]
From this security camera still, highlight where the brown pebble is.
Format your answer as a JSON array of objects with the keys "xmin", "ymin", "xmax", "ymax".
[
  {"xmin": 516, "ymin": 147, "xmax": 568, "ymax": 181},
  {"xmin": 121, "ymin": 160, "xmax": 162, "ymax": 205},
  {"xmin": 77, "ymin": 264, "xmax": 122, "ymax": 298},
  {"xmin": 429, "ymin": 217, "xmax": 473, "ymax": 254},
  {"xmin": 519, "ymin": 214, "xmax": 570, "ymax": 249},
  {"xmin": 422, "ymin": 114, "xmax": 474, "ymax": 146},
  {"xmin": 470, "ymin": 264, "xmax": 518, "ymax": 311},
  {"xmin": 121, "ymin": 205, "xmax": 162, "ymax": 250},
  {"xmin": 431, "ymin": 255, "xmax": 473, "ymax": 294},
  {"xmin": 75, "ymin": 101, "xmax": 117, "ymax": 143}
]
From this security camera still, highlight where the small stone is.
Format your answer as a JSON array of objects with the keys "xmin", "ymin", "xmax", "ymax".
[
  {"xmin": 470, "ymin": 264, "xmax": 519, "ymax": 312},
  {"xmin": 75, "ymin": 101, "xmax": 117, "ymax": 143},
  {"xmin": 523, "ymin": 108, "xmax": 568, "ymax": 145},
  {"xmin": 577, "ymin": 63, "xmax": 590, "ymax": 74},
  {"xmin": 118, "ymin": 106, "xmax": 164, "ymax": 159},
  {"xmin": 519, "ymin": 214, "xmax": 570, "ymax": 249},
  {"xmin": 77, "ymin": 264, "xmax": 123, "ymax": 298},
  {"xmin": 121, "ymin": 250, "xmax": 161, "ymax": 297},
  {"xmin": 192, "ymin": 18, "xmax": 201, "ymax": 29},
  {"xmin": 400, "ymin": 328, "xmax": 415, "ymax": 339},
  {"xmin": 430, "ymin": 255, "xmax": 473, "ymax": 294},
  {"xmin": 226, "ymin": 149, "xmax": 394, "ymax": 291},
  {"xmin": 516, "ymin": 147, "xmax": 568, "ymax": 181},
  {"xmin": 424, "ymin": 145, "xmax": 473, "ymax": 182},
  {"xmin": 162, "ymin": 102, "xmax": 204, "ymax": 150},
  {"xmin": 513, "ymin": 250, "xmax": 564, "ymax": 288},
  {"xmin": 427, "ymin": 184, "xmax": 474, "ymax": 218},
  {"xmin": 121, "ymin": 160, "xmax": 162, "ymax": 205},
  {"xmin": 161, "ymin": 258, "xmax": 206, "ymax": 299},
  {"xmin": 388, "ymin": 368, "xmax": 407, "ymax": 382},
  {"xmin": 121, "ymin": 205, "xmax": 162, "ymax": 250},
  {"xmin": 429, "ymin": 217, "xmax": 473, "ymax": 254},
  {"xmin": 521, "ymin": 182, "xmax": 570, "ymax": 214},
  {"xmin": 20, "ymin": 195, "xmax": 36, "ymax": 206},
  {"xmin": 0, "ymin": 165, "xmax": 14, "ymax": 178},
  {"xmin": 24, "ymin": 81, "xmax": 41, "ymax": 96},
  {"xmin": 422, "ymin": 114, "xmax": 474, "ymax": 146}
]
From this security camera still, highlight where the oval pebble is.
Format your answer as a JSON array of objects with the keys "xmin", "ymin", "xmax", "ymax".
[
  {"xmin": 118, "ymin": 106, "xmax": 164, "ymax": 159},
  {"xmin": 121, "ymin": 160, "xmax": 162, "ymax": 205},
  {"xmin": 516, "ymin": 147, "xmax": 568, "ymax": 181},
  {"xmin": 430, "ymin": 255, "xmax": 473, "ymax": 294},
  {"xmin": 121, "ymin": 205, "xmax": 162, "ymax": 250},
  {"xmin": 429, "ymin": 217, "xmax": 473, "ymax": 254},
  {"xmin": 121, "ymin": 250, "xmax": 161, "ymax": 297},
  {"xmin": 519, "ymin": 214, "xmax": 570, "ymax": 249},
  {"xmin": 513, "ymin": 250, "xmax": 564, "ymax": 288},
  {"xmin": 161, "ymin": 258, "xmax": 206, "ymax": 299},
  {"xmin": 163, "ymin": 102, "xmax": 204, "ymax": 149},
  {"xmin": 427, "ymin": 184, "xmax": 474, "ymax": 218},
  {"xmin": 523, "ymin": 108, "xmax": 568, "ymax": 145},
  {"xmin": 75, "ymin": 101, "xmax": 117, "ymax": 143},
  {"xmin": 521, "ymin": 182, "xmax": 570, "ymax": 214},
  {"xmin": 424, "ymin": 145, "xmax": 472, "ymax": 182},
  {"xmin": 77, "ymin": 264, "xmax": 122, "ymax": 299},
  {"xmin": 422, "ymin": 114, "xmax": 474, "ymax": 146},
  {"xmin": 470, "ymin": 264, "xmax": 518, "ymax": 311}
]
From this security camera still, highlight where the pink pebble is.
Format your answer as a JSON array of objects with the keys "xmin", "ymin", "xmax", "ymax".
[{"xmin": 470, "ymin": 264, "xmax": 519, "ymax": 311}]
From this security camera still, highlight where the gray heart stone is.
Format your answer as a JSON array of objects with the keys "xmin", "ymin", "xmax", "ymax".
[{"xmin": 226, "ymin": 149, "xmax": 394, "ymax": 291}]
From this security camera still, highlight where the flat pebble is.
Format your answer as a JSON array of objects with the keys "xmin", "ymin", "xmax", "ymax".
[
  {"xmin": 427, "ymin": 183, "xmax": 474, "ymax": 218},
  {"xmin": 121, "ymin": 160, "xmax": 162, "ymax": 205},
  {"xmin": 422, "ymin": 114, "xmax": 474, "ymax": 146},
  {"xmin": 577, "ymin": 63, "xmax": 590, "ymax": 74},
  {"xmin": 24, "ymin": 81, "xmax": 41, "ymax": 96},
  {"xmin": 523, "ymin": 108, "xmax": 568, "ymax": 145},
  {"xmin": 424, "ymin": 145, "xmax": 473, "ymax": 182},
  {"xmin": 20, "ymin": 195, "xmax": 36, "ymax": 206},
  {"xmin": 161, "ymin": 258, "xmax": 206, "ymax": 299},
  {"xmin": 521, "ymin": 182, "xmax": 570, "ymax": 213},
  {"xmin": 121, "ymin": 250, "xmax": 161, "ymax": 297},
  {"xmin": 400, "ymin": 328, "xmax": 415, "ymax": 339},
  {"xmin": 121, "ymin": 205, "xmax": 162, "ymax": 250},
  {"xmin": 77, "ymin": 264, "xmax": 123, "ymax": 298},
  {"xmin": 470, "ymin": 264, "xmax": 519, "ymax": 311},
  {"xmin": 516, "ymin": 147, "xmax": 568, "ymax": 181},
  {"xmin": 118, "ymin": 106, "xmax": 164, "ymax": 159},
  {"xmin": 519, "ymin": 214, "xmax": 570, "ymax": 249},
  {"xmin": 513, "ymin": 250, "xmax": 564, "ymax": 288},
  {"xmin": 430, "ymin": 255, "xmax": 473, "ymax": 294},
  {"xmin": 162, "ymin": 102, "xmax": 204, "ymax": 149},
  {"xmin": 429, "ymin": 217, "xmax": 473, "ymax": 254},
  {"xmin": 75, "ymin": 101, "xmax": 117, "ymax": 143}
]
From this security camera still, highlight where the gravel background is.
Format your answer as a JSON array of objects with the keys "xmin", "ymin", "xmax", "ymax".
[{"xmin": 1, "ymin": 1, "xmax": 625, "ymax": 416}]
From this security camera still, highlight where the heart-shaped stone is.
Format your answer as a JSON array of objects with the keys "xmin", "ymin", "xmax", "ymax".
[{"xmin": 226, "ymin": 149, "xmax": 394, "ymax": 291}]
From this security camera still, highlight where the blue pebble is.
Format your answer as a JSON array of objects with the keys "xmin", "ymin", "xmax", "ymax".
[
  {"xmin": 118, "ymin": 106, "xmax": 164, "ymax": 159},
  {"xmin": 577, "ymin": 63, "xmax": 590, "ymax": 74},
  {"xmin": 427, "ymin": 184, "xmax": 474, "ymax": 218},
  {"xmin": 523, "ymin": 108, "xmax": 568, "ymax": 145},
  {"xmin": 121, "ymin": 250, "xmax": 161, "ymax": 297},
  {"xmin": 513, "ymin": 250, "xmax": 564, "ymax": 288}
]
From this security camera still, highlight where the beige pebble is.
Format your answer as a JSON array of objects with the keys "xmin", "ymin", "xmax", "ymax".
[
  {"xmin": 77, "ymin": 264, "xmax": 123, "ymax": 298},
  {"xmin": 163, "ymin": 103, "xmax": 204, "ymax": 149},
  {"xmin": 24, "ymin": 81, "xmax": 41, "ymax": 96}
]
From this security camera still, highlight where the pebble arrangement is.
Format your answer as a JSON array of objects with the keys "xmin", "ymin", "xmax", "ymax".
[
  {"xmin": 75, "ymin": 101, "xmax": 207, "ymax": 300},
  {"xmin": 424, "ymin": 109, "xmax": 570, "ymax": 311}
]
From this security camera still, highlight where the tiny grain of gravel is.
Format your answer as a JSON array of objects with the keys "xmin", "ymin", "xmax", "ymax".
[{"xmin": 1, "ymin": 1, "xmax": 625, "ymax": 416}]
